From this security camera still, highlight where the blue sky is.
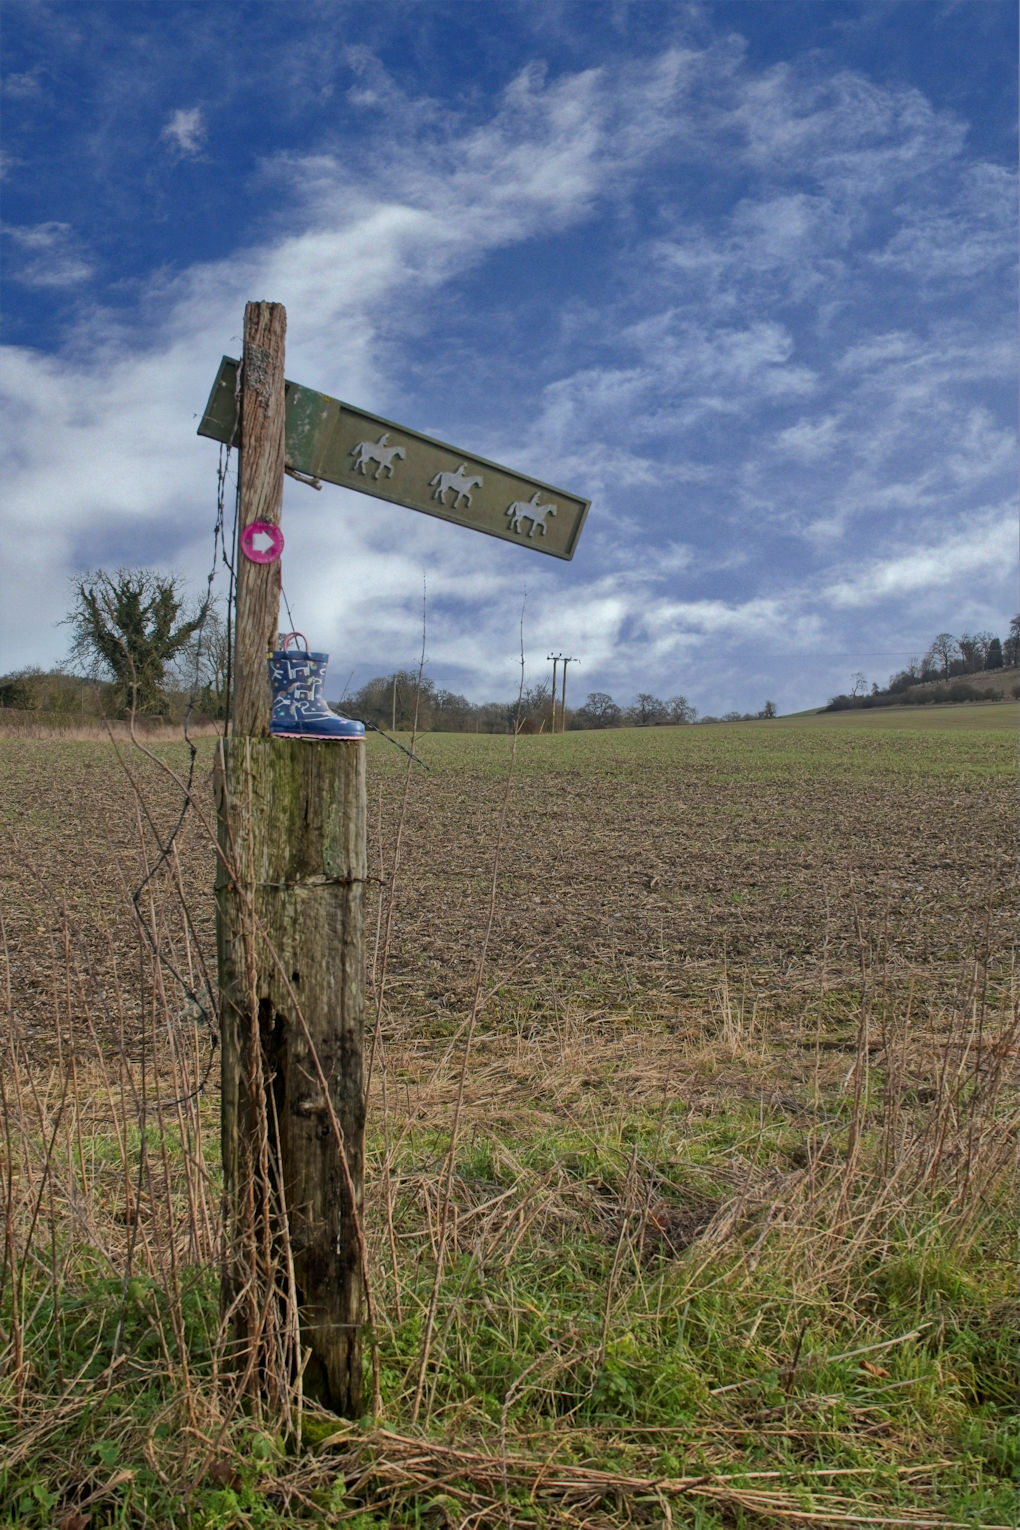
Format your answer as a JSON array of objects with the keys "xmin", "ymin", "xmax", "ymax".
[{"xmin": 2, "ymin": 0, "xmax": 1016, "ymax": 716}]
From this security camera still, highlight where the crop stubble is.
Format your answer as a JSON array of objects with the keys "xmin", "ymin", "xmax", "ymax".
[{"xmin": 0, "ymin": 719, "xmax": 1013, "ymax": 1066}]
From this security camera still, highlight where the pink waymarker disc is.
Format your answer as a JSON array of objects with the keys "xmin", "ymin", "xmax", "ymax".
[{"xmin": 241, "ymin": 521, "xmax": 285, "ymax": 564}]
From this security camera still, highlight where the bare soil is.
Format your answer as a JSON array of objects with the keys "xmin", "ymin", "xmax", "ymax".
[{"xmin": 1, "ymin": 725, "xmax": 1013, "ymax": 1071}]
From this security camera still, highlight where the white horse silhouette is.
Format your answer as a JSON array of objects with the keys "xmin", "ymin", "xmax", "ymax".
[
  {"xmin": 506, "ymin": 492, "xmax": 558, "ymax": 537},
  {"xmin": 430, "ymin": 463, "xmax": 483, "ymax": 509},
  {"xmin": 350, "ymin": 432, "xmax": 406, "ymax": 480}
]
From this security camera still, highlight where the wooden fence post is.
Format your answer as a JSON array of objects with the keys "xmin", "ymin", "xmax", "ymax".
[
  {"xmin": 214, "ymin": 300, "xmax": 366, "ymax": 1417},
  {"xmin": 232, "ymin": 302, "xmax": 286, "ymax": 739}
]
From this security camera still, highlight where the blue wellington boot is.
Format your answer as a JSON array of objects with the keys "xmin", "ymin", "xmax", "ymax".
[{"xmin": 268, "ymin": 633, "xmax": 365, "ymax": 740}]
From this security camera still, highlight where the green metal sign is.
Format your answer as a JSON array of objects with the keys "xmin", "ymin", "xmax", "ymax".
[{"xmin": 198, "ymin": 358, "xmax": 589, "ymax": 560}]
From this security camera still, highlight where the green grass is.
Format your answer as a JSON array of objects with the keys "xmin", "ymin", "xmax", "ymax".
[
  {"xmin": 7, "ymin": 963, "xmax": 1014, "ymax": 1527},
  {"xmin": 366, "ymin": 701, "xmax": 1016, "ymax": 778},
  {"xmin": 4, "ymin": 1037, "xmax": 1015, "ymax": 1526}
]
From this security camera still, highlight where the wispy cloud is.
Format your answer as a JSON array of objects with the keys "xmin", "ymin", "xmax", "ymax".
[
  {"xmin": 4, "ymin": 221, "xmax": 94, "ymax": 286},
  {"xmin": 161, "ymin": 106, "xmax": 206, "ymax": 156},
  {"xmin": 3, "ymin": 69, "xmax": 44, "ymax": 98},
  {"xmin": 775, "ymin": 414, "xmax": 844, "ymax": 462},
  {"xmin": 823, "ymin": 507, "xmax": 1016, "ymax": 608}
]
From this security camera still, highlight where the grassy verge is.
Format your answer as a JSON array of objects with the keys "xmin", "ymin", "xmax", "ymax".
[{"xmin": 3, "ymin": 968, "xmax": 1014, "ymax": 1525}]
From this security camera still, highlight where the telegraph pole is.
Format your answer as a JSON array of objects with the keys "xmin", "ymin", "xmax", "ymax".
[
  {"xmin": 559, "ymin": 657, "xmax": 577, "ymax": 732},
  {"xmin": 547, "ymin": 653, "xmax": 562, "ymax": 733}
]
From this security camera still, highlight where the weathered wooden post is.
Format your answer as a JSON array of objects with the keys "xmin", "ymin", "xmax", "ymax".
[
  {"xmin": 214, "ymin": 300, "xmax": 367, "ymax": 1416},
  {"xmin": 198, "ymin": 312, "xmax": 591, "ymax": 1417}
]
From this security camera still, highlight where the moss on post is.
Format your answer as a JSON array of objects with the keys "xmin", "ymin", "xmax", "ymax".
[{"xmin": 215, "ymin": 735, "xmax": 367, "ymax": 1416}]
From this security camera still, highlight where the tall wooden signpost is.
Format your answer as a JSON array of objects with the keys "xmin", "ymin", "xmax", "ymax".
[{"xmin": 204, "ymin": 300, "xmax": 588, "ymax": 1419}]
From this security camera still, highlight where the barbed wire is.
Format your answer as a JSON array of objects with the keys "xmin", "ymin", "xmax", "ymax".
[{"xmin": 124, "ymin": 440, "xmax": 239, "ymax": 1110}]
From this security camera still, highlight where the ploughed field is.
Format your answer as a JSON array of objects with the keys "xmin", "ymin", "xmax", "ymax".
[
  {"xmin": 370, "ymin": 714, "xmax": 1015, "ymax": 1013},
  {"xmin": 3, "ymin": 708, "xmax": 1014, "ymax": 1060}
]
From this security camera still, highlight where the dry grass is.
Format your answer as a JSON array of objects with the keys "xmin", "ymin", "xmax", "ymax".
[
  {"xmin": 0, "ymin": 719, "xmax": 1016, "ymax": 1527},
  {"xmin": 0, "ymin": 709, "xmax": 224, "ymax": 742}
]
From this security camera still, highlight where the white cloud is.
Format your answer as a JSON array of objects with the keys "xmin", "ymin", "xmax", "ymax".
[
  {"xmin": 4, "ymin": 221, "xmax": 94, "ymax": 286},
  {"xmin": 869, "ymin": 161, "xmax": 1017, "ymax": 284},
  {"xmin": 530, "ymin": 317, "xmax": 816, "ymax": 466},
  {"xmin": 823, "ymin": 508, "xmax": 1016, "ymax": 608},
  {"xmin": 935, "ymin": 408, "xmax": 1017, "ymax": 491},
  {"xmin": 3, "ymin": 70, "xmax": 43, "ymax": 98},
  {"xmin": 775, "ymin": 414, "xmax": 843, "ymax": 461},
  {"xmin": 728, "ymin": 65, "xmax": 964, "ymax": 190},
  {"xmin": 161, "ymin": 106, "xmax": 206, "ymax": 156}
]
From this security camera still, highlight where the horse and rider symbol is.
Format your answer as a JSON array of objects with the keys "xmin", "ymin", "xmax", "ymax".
[
  {"xmin": 348, "ymin": 434, "xmax": 559, "ymax": 538},
  {"xmin": 429, "ymin": 463, "xmax": 483, "ymax": 509},
  {"xmin": 504, "ymin": 491, "xmax": 557, "ymax": 538},
  {"xmin": 349, "ymin": 432, "xmax": 406, "ymax": 480}
]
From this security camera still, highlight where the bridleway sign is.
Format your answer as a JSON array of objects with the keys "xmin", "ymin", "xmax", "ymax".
[{"xmin": 198, "ymin": 357, "xmax": 589, "ymax": 560}]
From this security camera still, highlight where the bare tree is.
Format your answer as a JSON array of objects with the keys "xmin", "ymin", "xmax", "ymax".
[
  {"xmin": 347, "ymin": 671, "xmax": 437, "ymax": 731},
  {"xmin": 433, "ymin": 688, "xmax": 475, "ymax": 731},
  {"xmin": 667, "ymin": 695, "xmax": 697, "ymax": 724},
  {"xmin": 925, "ymin": 633, "xmax": 959, "ymax": 682},
  {"xmin": 576, "ymin": 691, "xmax": 621, "ymax": 729},
  {"xmin": 519, "ymin": 681, "xmax": 553, "ymax": 729},
  {"xmin": 957, "ymin": 632, "xmax": 994, "ymax": 673},
  {"xmin": 174, "ymin": 601, "xmax": 230, "ymax": 718},
  {"xmin": 630, "ymin": 693, "xmax": 668, "ymax": 726}
]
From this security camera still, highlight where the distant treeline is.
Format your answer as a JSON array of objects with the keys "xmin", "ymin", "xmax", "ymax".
[
  {"xmin": 340, "ymin": 674, "xmax": 786, "ymax": 732},
  {"xmin": 0, "ymin": 668, "xmax": 222, "ymax": 724},
  {"xmin": 342, "ymin": 673, "xmax": 705, "ymax": 733},
  {"xmin": 1, "ymin": 669, "xmax": 121, "ymax": 717},
  {"xmin": 9, "ymin": 616, "xmax": 1013, "ymax": 732},
  {"xmin": 825, "ymin": 619, "xmax": 1019, "ymax": 712},
  {"xmin": 0, "ymin": 666, "xmax": 775, "ymax": 733}
]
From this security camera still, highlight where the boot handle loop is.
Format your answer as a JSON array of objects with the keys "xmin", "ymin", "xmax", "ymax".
[{"xmin": 281, "ymin": 631, "xmax": 309, "ymax": 655}]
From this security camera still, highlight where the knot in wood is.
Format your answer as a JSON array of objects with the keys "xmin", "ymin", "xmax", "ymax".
[{"xmin": 293, "ymin": 1096, "xmax": 327, "ymax": 1118}]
